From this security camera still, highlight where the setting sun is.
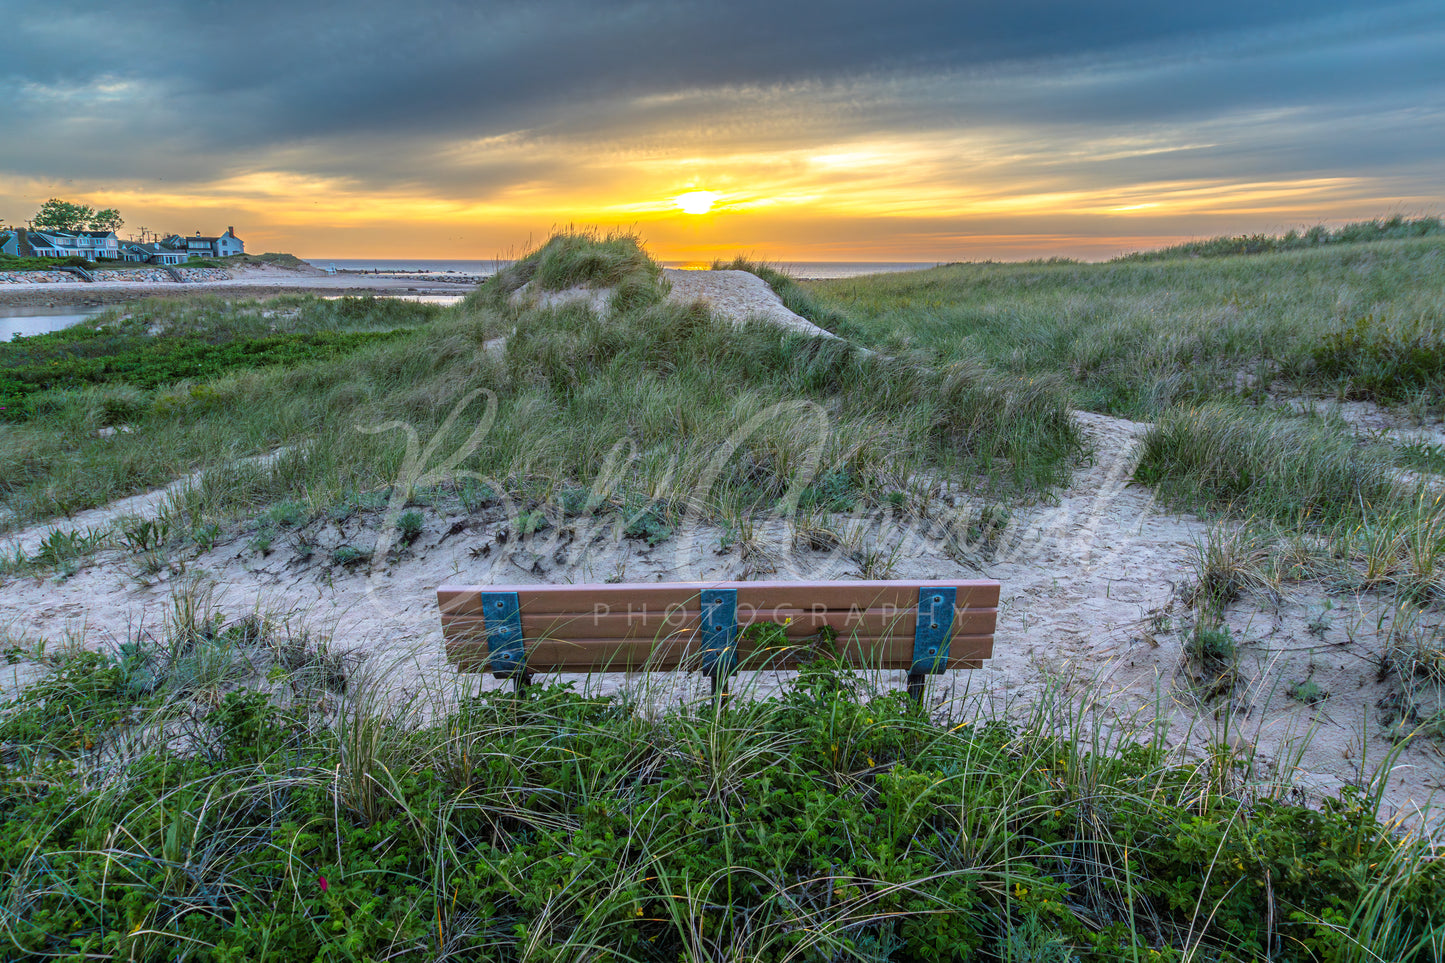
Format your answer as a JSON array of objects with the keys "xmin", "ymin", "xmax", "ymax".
[{"xmin": 674, "ymin": 190, "xmax": 719, "ymax": 215}]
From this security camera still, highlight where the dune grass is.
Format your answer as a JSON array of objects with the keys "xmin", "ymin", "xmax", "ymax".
[
  {"xmin": 483, "ymin": 229, "xmax": 667, "ymax": 307},
  {"xmin": 221, "ymin": 251, "xmax": 314, "ymax": 270},
  {"xmin": 1115, "ymin": 214, "xmax": 1445, "ymax": 263},
  {"xmin": 1132, "ymin": 404, "xmax": 1403, "ymax": 528},
  {"xmin": 0, "ymin": 233, "xmax": 1079, "ymax": 535},
  {"xmin": 803, "ymin": 235, "xmax": 1445, "ymax": 418},
  {"xmin": 771, "ymin": 235, "xmax": 1445, "ymax": 769}
]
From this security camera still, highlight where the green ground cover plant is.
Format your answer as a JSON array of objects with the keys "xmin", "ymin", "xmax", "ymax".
[
  {"xmin": 0, "ymin": 254, "xmax": 96, "ymax": 272},
  {"xmin": 2, "ymin": 632, "xmax": 1441, "ymax": 962},
  {"xmin": 0, "ymin": 326, "xmax": 411, "ymax": 420}
]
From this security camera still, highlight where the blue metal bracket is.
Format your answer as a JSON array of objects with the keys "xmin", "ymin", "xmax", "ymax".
[
  {"xmin": 910, "ymin": 586, "xmax": 957, "ymax": 676},
  {"xmin": 699, "ymin": 588, "xmax": 738, "ymax": 678},
  {"xmin": 480, "ymin": 591, "xmax": 526, "ymax": 679}
]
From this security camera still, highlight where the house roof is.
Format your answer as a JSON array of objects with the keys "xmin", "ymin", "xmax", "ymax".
[
  {"xmin": 26, "ymin": 230, "xmax": 75, "ymax": 247},
  {"xmin": 123, "ymin": 242, "xmax": 176, "ymax": 254}
]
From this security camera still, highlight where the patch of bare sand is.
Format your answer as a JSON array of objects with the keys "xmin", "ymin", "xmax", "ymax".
[
  {"xmin": 511, "ymin": 269, "xmax": 840, "ymax": 339},
  {"xmin": 1276, "ymin": 394, "xmax": 1445, "ymax": 449},
  {"xmin": 666, "ymin": 270, "xmax": 842, "ymax": 339},
  {"xmin": 3, "ymin": 273, "xmax": 1442, "ymax": 832}
]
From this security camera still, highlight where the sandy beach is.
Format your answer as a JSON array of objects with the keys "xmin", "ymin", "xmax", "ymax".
[{"xmin": 0, "ymin": 262, "xmax": 477, "ymax": 308}]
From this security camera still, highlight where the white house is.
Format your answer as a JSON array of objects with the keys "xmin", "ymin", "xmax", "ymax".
[
  {"xmin": 176, "ymin": 226, "xmax": 245, "ymax": 259},
  {"xmin": 10, "ymin": 225, "xmax": 242, "ymax": 261},
  {"xmin": 216, "ymin": 226, "xmax": 244, "ymax": 257},
  {"xmin": 74, "ymin": 230, "xmax": 121, "ymax": 259}
]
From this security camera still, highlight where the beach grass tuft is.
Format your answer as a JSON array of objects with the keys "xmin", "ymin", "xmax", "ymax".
[
  {"xmin": 480, "ymin": 228, "xmax": 664, "ymax": 300},
  {"xmin": 1133, "ymin": 403, "xmax": 1401, "ymax": 527}
]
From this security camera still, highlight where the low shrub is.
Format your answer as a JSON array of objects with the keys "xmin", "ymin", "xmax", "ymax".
[{"xmin": 0, "ymin": 254, "xmax": 96, "ymax": 272}]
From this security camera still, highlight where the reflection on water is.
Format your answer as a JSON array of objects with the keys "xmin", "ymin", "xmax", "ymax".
[{"xmin": 0, "ymin": 305, "xmax": 108, "ymax": 340}]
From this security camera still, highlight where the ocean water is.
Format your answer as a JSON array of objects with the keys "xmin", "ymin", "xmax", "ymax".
[
  {"xmin": 678, "ymin": 261, "xmax": 942, "ymax": 279},
  {"xmin": 304, "ymin": 258, "xmax": 940, "ymax": 280}
]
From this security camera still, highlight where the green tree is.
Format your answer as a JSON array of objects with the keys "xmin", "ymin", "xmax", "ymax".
[
  {"xmin": 32, "ymin": 198, "xmax": 95, "ymax": 232},
  {"xmin": 89, "ymin": 209, "xmax": 124, "ymax": 232}
]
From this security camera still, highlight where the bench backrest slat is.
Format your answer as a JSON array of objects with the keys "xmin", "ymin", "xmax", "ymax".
[
  {"xmin": 438, "ymin": 579, "xmax": 999, "ymax": 676},
  {"xmin": 440, "ymin": 605, "xmax": 997, "ymax": 643}
]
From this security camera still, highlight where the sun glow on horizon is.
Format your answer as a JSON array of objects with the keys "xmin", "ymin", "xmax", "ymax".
[{"xmin": 674, "ymin": 190, "xmax": 719, "ymax": 215}]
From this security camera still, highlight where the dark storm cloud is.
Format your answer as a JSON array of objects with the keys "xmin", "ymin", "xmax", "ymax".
[{"xmin": 1, "ymin": 0, "xmax": 1441, "ymax": 192}]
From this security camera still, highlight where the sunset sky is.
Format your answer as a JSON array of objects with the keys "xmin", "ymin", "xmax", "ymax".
[{"xmin": 3, "ymin": 1, "xmax": 1442, "ymax": 262}]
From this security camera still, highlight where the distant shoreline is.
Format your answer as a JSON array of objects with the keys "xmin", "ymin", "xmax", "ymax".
[
  {"xmin": 312, "ymin": 257, "xmax": 944, "ymax": 280},
  {"xmin": 0, "ymin": 265, "xmax": 476, "ymax": 308},
  {"xmin": 0, "ymin": 257, "xmax": 947, "ymax": 309}
]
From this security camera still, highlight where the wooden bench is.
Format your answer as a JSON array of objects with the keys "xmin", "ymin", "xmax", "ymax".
[{"xmin": 437, "ymin": 579, "xmax": 999, "ymax": 700}]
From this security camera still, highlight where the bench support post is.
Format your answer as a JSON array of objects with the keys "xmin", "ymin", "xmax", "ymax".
[
  {"xmin": 906, "ymin": 673, "xmax": 926, "ymax": 701},
  {"xmin": 908, "ymin": 586, "xmax": 956, "ymax": 702},
  {"xmin": 481, "ymin": 590, "xmax": 528, "ymax": 688},
  {"xmin": 699, "ymin": 588, "xmax": 738, "ymax": 700}
]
